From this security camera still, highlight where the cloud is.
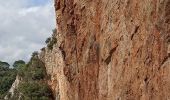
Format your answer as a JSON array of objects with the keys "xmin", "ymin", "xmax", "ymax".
[{"xmin": 0, "ymin": 0, "xmax": 56, "ymax": 65}]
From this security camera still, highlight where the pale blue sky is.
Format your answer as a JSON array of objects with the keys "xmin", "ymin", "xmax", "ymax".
[
  {"xmin": 27, "ymin": 0, "xmax": 50, "ymax": 7},
  {"xmin": 0, "ymin": 0, "xmax": 56, "ymax": 65}
]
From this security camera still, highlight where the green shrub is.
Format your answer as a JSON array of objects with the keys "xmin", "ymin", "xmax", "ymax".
[
  {"xmin": 31, "ymin": 67, "xmax": 46, "ymax": 80},
  {"xmin": 0, "ymin": 61, "xmax": 10, "ymax": 69},
  {"xmin": 0, "ymin": 53, "xmax": 53, "ymax": 99},
  {"xmin": 45, "ymin": 37, "xmax": 51, "ymax": 44},
  {"xmin": 0, "ymin": 64, "xmax": 17, "ymax": 99},
  {"xmin": 46, "ymin": 29, "xmax": 58, "ymax": 50},
  {"xmin": 18, "ymin": 82, "xmax": 52, "ymax": 100},
  {"xmin": 32, "ymin": 51, "xmax": 39, "ymax": 58},
  {"xmin": 13, "ymin": 60, "xmax": 26, "ymax": 76},
  {"xmin": 17, "ymin": 64, "xmax": 27, "ymax": 77},
  {"xmin": 18, "ymin": 55, "xmax": 46, "ymax": 81}
]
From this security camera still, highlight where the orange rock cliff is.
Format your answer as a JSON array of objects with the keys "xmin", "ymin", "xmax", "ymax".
[{"xmin": 40, "ymin": 0, "xmax": 170, "ymax": 100}]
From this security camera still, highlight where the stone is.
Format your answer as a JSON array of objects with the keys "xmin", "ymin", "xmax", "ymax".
[{"xmin": 41, "ymin": 0, "xmax": 170, "ymax": 100}]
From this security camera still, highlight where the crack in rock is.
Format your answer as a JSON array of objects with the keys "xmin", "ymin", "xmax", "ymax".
[
  {"xmin": 104, "ymin": 45, "xmax": 118, "ymax": 65},
  {"xmin": 131, "ymin": 26, "xmax": 139, "ymax": 40}
]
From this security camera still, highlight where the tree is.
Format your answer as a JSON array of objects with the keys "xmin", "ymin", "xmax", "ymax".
[
  {"xmin": 0, "ymin": 61, "xmax": 17, "ymax": 99},
  {"xmin": 45, "ymin": 37, "xmax": 51, "ymax": 44},
  {"xmin": 13, "ymin": 60, "xmax": 25, "ymax": 69},
  {"xmin": 18, "ymin": 82, "xmax": 52, "ymax": 100},
  {"xmin": 16, "ymin": 56, "xmax": 53, "ymax": 100},
  {"xmin": 32, "ymin": 51, "xmax": 39, "ymax": 58},
  {"xmin": 47, "ymin": 36, "xmax": 57, "ymax": 50},
  {"xmin": 0, "ymin": 61, "xmax": 10, "ymax": 70}
]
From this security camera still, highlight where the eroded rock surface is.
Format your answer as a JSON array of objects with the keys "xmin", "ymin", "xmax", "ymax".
[
  {"xmin": 41, "ymin": 0, "xmax": 170, "ymax": 100},
  {"xmin": 4, "ymin": 75, "xmax": 21, "ymax": 100}
]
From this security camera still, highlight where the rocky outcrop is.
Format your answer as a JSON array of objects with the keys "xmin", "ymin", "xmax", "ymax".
[
  {"xmin": 4, "ymin": 75, "xmax": 21, "ymax": 100},
  {"xmin": 41, "ymin": 0, "xmax": 170, "ymax": 100}
]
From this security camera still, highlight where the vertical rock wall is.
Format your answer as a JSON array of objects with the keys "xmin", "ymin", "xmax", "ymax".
[{"xmin": 42, "ymin": 0, "xmax": 170, "ymax": 100}]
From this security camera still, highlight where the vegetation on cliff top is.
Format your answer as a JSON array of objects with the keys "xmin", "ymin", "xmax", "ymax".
[
  {"xmin": 45, "ymin": 28, "xmax": 57, "ymax": 50},
  {"xmin": 9, "ymin": 52, "xmax": 53, "ymax": 100}
]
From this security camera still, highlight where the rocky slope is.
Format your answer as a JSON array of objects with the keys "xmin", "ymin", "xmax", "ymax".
[
  {"xmin": 4, "ymin": 75, "xmax": 21, "ymax": 100},
  {"xmin": 40, "ymin": 0, "xmax": 170, "ymax": 100}
]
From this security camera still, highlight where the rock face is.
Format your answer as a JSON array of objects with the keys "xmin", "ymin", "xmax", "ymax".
[
  {"xmin": 4, "ymin": 75, "xmax": 21, "ymax": 99},
  {"xmin": 42, "ymin": 0, "xmax": 170, "ymax": 100}
]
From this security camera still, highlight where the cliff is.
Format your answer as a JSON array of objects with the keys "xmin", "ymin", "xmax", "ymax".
[
  {"xmin": 4, "ymin": 75, "xmax": 21, "ymax": 99},
  {"xmin": 41, "ymin": 0, "xmax": 170, "ymax": 100}
]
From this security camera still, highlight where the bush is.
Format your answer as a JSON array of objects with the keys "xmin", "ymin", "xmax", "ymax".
[
  {"xmin": 47, "ymin": 37, "xmax": 57, "ymax": 50},
  {"xmin": 13, "ymin": 60, "xmax": 25, "ymax": 68},
  {"xmin": 18, "ymin": 82, "xmax": 52, "ymax": 100},
  {"xmin": 17, "ymin": 64, "xmax": 27, "ymax": 77},
  {"xmin": 0, "ymin": 54, "xmax": 53, "ymax": 99},
  {"xmin": 32, "ymin": 51, "xmax": 39, "ymax": 58},
  {"xmin": 45, "ymin": 37, "xmax": 51, "ymax": 44},
  {"xmin": 18, "ymin": 56, "xmax": 46, "ymax": 81},
  {"xmin": 0, "ymin": 61, "xmax": 10, "ymax": 70},
  {"xmin": 31, "ymin": 67, "xmax": 46, "ymax": 80},
  {"xmin": 45, "ymin": 29, "xmax": 58, "ymax": 50},
  {"xmin": 0, "ymin": 65, "xmax": 17, "ymax": 99},
  {"xmin": 8, "ymin": 54, "xmax": 53, "ymax": 99}
]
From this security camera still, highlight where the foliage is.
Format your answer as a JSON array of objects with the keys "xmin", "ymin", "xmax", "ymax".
[
  {"xmin": 47, "ymin": 37, "xmax": 57, "ymax": 50},
  {"xmin": 12, "ymin": 53, "xmax": 53, "ymax": 100},
  {"xmin": 13, "ymin": 60, "xmax": 26, "ymax": 71},
  {"xmin": 45, "ymin": 29, "xmax": 57, "ymax": 50},
  {"xmin": 18, "ymin": 82, "xmax": 52, "ymax": 100},
  {"xmin": 32, "ymin": 51, "xmax": 39, "ymax": 58},
  {"xmin": 0, "ymin": 61, "xmax": 10, "ymax": 69},
  {"xmin": 17, "ymin": 54, "xmax": 46, "ymax": 81},
  {"xmin": 45, "ymin": 37, "xmax": 51, "ymax": 44},
  {"xmin": 31, "ymin": 67, "xmax": 46, "ymax": 80},
  {"xmin": 0, "ymin": 52, "xmax": 53, "ymax": 99},
  {"xmin": 0, "ymin": 61, "xmax": 17, "ymax": 99}
]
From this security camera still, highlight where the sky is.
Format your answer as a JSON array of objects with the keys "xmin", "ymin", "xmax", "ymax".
[{"xmin": 0, "ymin": 0, "xmax": 56, "ymax": 65}]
